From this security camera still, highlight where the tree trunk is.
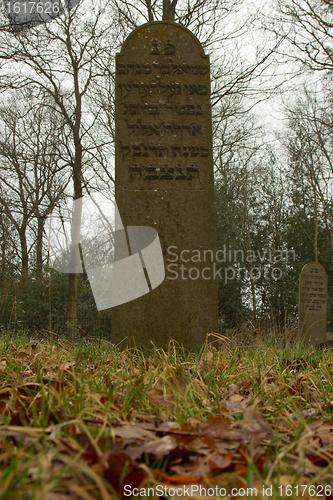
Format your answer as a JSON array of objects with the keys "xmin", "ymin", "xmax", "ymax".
[
  {"xmin": 19, "ymin": 228, "xmax": 28, "ymax": 280},
  {"xmin": 314, "ymin": 190, "xmax": 318, "ymax": 263},
  {"xmin": 1, "ymin": 230, "xmax": 6, "ymax": 278},
  {"xmin": 36, "ymin": 215, "xmax": 44, "ymax": 280},
  {"xmin": 67, "ymin": 271, "xmax": 79, "ymax": 324},
  {"xmin": 146, "ymin": 0, "xmax": 153, "ymax": 20},
  {"xmin": 66, "ymin": 134, "xmax": 83, "ymax": 325},
  {"xmin": 162, "ymin": 0, "xmax": 177, "ymax": 21},
  {"xmin": 244, "ymin": 184, "xmax": 256, "ymax": 322}
]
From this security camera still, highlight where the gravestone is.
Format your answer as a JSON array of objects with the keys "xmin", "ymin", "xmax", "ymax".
[
  {"xmin": 298, "ymin": 262, "xmax": 328, "ymax": 347},
  {"xmin": 112, "ymin": 21, "xmax": 218, "ymax": 350}
]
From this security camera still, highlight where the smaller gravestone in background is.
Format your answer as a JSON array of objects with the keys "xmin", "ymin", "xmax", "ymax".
[{"xmin": 299, "ymin": 262, "xmax": 328, "ymax": 347}]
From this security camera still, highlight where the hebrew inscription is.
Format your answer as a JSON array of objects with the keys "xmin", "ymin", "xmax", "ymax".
[
  {"xmin": 117, "ymin": 62, "xmax": 209, "ymax": 75},
  {"xmin": 129, "ymin": 165, "xmax": 200, "ymax": 180},
  {"xmin": 118, "ymin": 82, "xmax": 208, "ymax": 98},
  {"xmin": 123, "ymin": 119, "xmax": 202, "ymax": 135},
  {"xmin": 115, "ymin": 22, "xmax": 212, "ymax": 191},
  {"xmin": 118, "ymin": 141, "xmax": 208, "ymax": 158},
  {"xmin": 121, "ymin": 103, "xmax": 203, "ymax": 115},
  {"xmin": 298, "ymin": 262, "xmax": 328, "ymax": 347}
]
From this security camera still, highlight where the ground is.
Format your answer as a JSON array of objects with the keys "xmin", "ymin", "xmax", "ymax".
[{"xmin": 0, "ymin": 329, "xmax": 332, "ymax": 499}]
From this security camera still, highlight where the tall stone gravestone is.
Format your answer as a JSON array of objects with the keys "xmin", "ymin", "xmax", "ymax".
[
  {"xmin": 112, "ymin": 21, "xmax": 218, "ymax": 350},
  {"xmin": 299, "ymin": 262, "xmax": 328, "ymax": 347}
]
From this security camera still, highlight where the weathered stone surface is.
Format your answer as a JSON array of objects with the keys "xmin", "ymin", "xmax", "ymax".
[
  {"xmin": 298, "ymin": 262, "xmax": 328, "ymax": 347},
  {"xmin": 112, "ymin": 21, "xmax": 218, "ymax": 350}
]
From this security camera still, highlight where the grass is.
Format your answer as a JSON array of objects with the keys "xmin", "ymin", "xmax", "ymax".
[{"xmin": 0, "ymin": 327, "xmax": 332, "ymax": 499}]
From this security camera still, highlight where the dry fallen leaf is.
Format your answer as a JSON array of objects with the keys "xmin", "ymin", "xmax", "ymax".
[
  {"xmin": 202, "ymin": 415, "xmax": 230, "ymax": 438},
  {"xmin": 198, "ymin": 350, "xmax": 214, "ymax": 370},
  {"xmin": 238, "ymin": 409, "xmax": 274, "ymax": 440},
  {"xmin": 112, "ymin": 426, "xmax": 157, "ymax": 442},
  {"xmin": 227, "ymin": 380, "xmax": 245, "ymax": 394},
  {"xmin": 223, "ymin": 394, "xmax": 252, "ymax": 413},
  {"xmin": 126, "ymin": 435, "xmax": 178, "ymax": 460},
  {"xmin": 146, "ymin": 387, "xmax": 174, "ymax": 412}
]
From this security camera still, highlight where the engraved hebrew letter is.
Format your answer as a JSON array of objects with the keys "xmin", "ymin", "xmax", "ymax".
[
  {"xmin": 142, "ymin": 84, "xmax": 150, "ymax": 96},
  {"xmin": 118, "ymin": 63, "xmax": 127, "ymax": 74},
  {"xmin": 198, "ymin": 85, "xmax": 208, "ymax": 95},
  {"xmin": 129, "ymin": 104, "xmax": 138, "ymax": 114},
  {"xmin": 175, "ymin": 166, "xmax": 186, "ymax": 179},
  {"xmin": 189, "ymin": 146, "xmax": 200, "ymax": 156},
  {"xmin": 158, "ymin": 145, "xmax": 169, "ymax": 156},
  {"xmin": 160, "ymin": 167, "xmax": 174, "ymax": 180},
  {"xmin": 191, "ymin": 124, "xmax": 202, "ymax": 135},
  {"xmin": 167, "ymin": 84, "xmax": 175, "ymax": 98},
  {"xmin": 118, "ymin": 140, "xmax": 130, "ymax": 158},
  {"xmin": 124, "ymin": 118, "xmax": 135, "ymax": 134},
  {"xmin": 132, "ymin": 144, "xmax": 142, "ymax": 156},
  {"xmin": 129, "ymin": 166, "xmax": 143, "ymax": 179},
  {"xmin": 156, "ymin": 77, "xmax": 167, "ymax": 93},
  {"xmin": 145, "ymin": 166, "xmax": 159, "ymax": 179},
  {"xmin": 119, "ymin": 83, "xmax": 132, "ymax": 97},
  {"xmin": 148, "ymin": 124, "xmax": 160, "ymax": 135},
  {"xmin": 172, "ymin": 63, "xmax": 181, "ymax": 74},
  {"xmin": 150, "ymin": 39, "xmax": 160, "ymax": 54},
  {"xmin": 161, "ymin": 63, "xmax": 171, "ymax": 74},
  {"xmin": 164, "ymin": 40, "xmax": 175, "ymax": 55},
  {"xmin": 187, "ymin": 167, "xmax": 200, "ymax": 179},
  {"xmin": 137, "ymin": 119, "xmax": 148, "ymax": 134},
  {"xmin": 164, "ymin": 124, "xmax": 173, "ymax": 133},
  {"xmin": 148, "ymin": 104, "xmax": 159, "ymax": 115},
  {"xmin": 149, "ymin": 145, "xmax": 158, "ymax": 156},
  {"xmin": 150, "ymin": 82, "xmax": 159, "ymax": 94}
]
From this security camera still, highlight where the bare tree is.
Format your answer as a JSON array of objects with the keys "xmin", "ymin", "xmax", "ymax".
[
  {"xmin": 266, "ymin": 0, "xmax": 333, "ymax": 73},
  {"xmin": 0, "ymin": 0, "xmax": 279, "ymax": 326},
  {"xmin": 0, "ymin": 94, "xmax": 70, "ymax": 279},
  {"xmin": 0, "ymin": 0, "xmax": 120, "ymax": 322},
  {"xmin": 0, "ymin": 197, "xmax": 19, "ymax": 278},
  {"xmin": 109, "ymin": 0, "xmax": 238, "ymax": 40},
  {"xmin": 282, "ymin": 84, "xmax": 333, "ymax": 252}
]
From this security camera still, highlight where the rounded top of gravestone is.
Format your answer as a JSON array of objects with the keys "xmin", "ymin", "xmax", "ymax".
[
  {"xmin": 119, "ymin": 21, "xmax": 206, "ymax": 58},
  {"xmin": 300, "ymin": 262, "xmax": 327, "ymax": 275}
]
